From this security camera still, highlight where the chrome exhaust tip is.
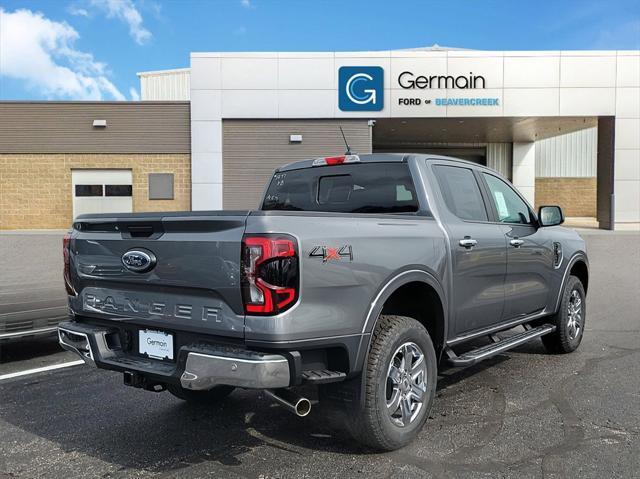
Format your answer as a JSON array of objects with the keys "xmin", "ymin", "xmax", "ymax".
[{"xmin": 265, "ymin": 389, "xmax": 311, "ymax": 417}]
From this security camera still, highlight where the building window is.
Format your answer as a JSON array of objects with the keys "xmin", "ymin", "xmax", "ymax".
[
  {"xmin": 75, "ymin": 185, "xmax": 103, "ymax": 197},
  {"xmin": 148, "ymin": 173, "xmax": 174, "ymax": 200},
  {"xmin": 105, "ymin": 185, "xmax": 133, "ymax": 197}
]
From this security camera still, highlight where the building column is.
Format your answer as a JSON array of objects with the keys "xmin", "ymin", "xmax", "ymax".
[
  {"xmin": 596, "ymin": 117, "xmax": 615, "ymax": 230},
  {"xmin": 191, "ymin": 119, "xmax": 223, "ymax": 211},
  {"xmin": 613, "ymin": 119, "xmax": 640, "ymax": 231},
  {"xmin": 190, "ymin": 54, "xmax": 224, "ymax": 211},
  {"xmin": 512, "ymin": 142, "xmax": 536, "ymax": 206}
]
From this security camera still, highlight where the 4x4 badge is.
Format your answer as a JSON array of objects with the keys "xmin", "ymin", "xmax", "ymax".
[{"xmin": 309, "ymin": 245, "xmax": 353, "ymax": 263}]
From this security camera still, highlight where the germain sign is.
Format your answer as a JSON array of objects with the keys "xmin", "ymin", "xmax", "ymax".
[
  {"xmin": 398, "ymin": 71, "xmax": 486, "ymax": 89},
  {"xmin": 338, "ymin": 66, "xmax": 499, "ymax": 111},
  {"xmin": 395, "ymin": 69, "xmax": 498, "ymax": 108},
  {"xmin": 338, "ymin": 66, "xmax": 384, "ymax": 112}
]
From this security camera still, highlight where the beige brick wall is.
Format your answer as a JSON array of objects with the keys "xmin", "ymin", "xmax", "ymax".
[
  {"xmin": 535, "ymin": 177, "xmax": 597, "ymax": 217},
  {"xmin": 0, "ymin": 154, "xmax": 191, "ymax": 230}
]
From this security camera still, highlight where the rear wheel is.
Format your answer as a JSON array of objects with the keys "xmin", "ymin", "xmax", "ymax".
[
  {"xmin": 167, "ymin": 384, "xmax": 235, "ymax": 403},
  {"xmin": 542, "ymin": 275, "xmax": 586, "ymax": 354},
  {"xmin": 349, "ymin": 315, "xmax": 437, "ymax": 451}
]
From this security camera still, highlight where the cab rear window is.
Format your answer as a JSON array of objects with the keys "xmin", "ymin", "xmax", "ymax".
[{"xmin": 262, "ymin": 163, "xmax": 419, "ymax": 214}]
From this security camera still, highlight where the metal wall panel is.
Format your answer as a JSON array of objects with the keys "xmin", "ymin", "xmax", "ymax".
[
  {"xmin": 486, "ymin": 143, "xmax": 512, "ymax": 179},
  {"xmin": 222, "ymin": 120, "xmax": 372, "ymax": 209},
  {"xmin": 0, "ymin": 102, "xmax": 190, "ymax": 153},
  {"xmin": 535, "ymin": 127, "xmax": 597, "ymax": 177},
  {"xmin": 139, "ymin": 69, "xmax": 191, "ymax": 101},
  {"xmin": 375, "ymin": 142, "xmax": 512, "ymax": 179}
]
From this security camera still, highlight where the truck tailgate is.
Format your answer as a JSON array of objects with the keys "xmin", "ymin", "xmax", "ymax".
[{"xmin": 68, "ymin": 212, "xmax": 249, "ymax": 338}]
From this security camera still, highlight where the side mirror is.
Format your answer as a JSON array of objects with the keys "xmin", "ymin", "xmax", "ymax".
[{"xmin": 538, "ymin": 205, "xmax": 564, "ymax": 227}]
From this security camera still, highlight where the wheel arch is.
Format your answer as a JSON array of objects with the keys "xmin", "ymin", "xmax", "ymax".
[
  {"xmin": 554, "ymin": 252, "xmax": 589, "ymax": 313},
  {"xmin": 570, "ymin": 258, "xmax": 589, "ymax": 294},
  {"xmin": 354, "ymin": 268, "xmax": 448, "ymax": 373}
]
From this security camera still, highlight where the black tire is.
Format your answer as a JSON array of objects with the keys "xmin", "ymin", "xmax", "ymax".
[
  {"xmin": 349, "ymin": 315, "xmax": 437, "ymax": 451},
  {"xmin": 166, "ymin": 384, "xmax": 235, "ymax": 403},
  {"xmin": 542, "ymin": 275, "xmax": 586, "ymax": 354}
]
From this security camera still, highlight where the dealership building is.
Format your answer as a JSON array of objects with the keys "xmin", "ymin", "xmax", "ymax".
[{"xmin": 1, "ymin": 46, "xmax": 639, "ymax": 230}]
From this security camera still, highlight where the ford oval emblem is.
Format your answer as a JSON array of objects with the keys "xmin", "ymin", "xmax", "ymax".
[{"xmin": 122, "ymin": 249, "xmax": 156, "ymax": 273}]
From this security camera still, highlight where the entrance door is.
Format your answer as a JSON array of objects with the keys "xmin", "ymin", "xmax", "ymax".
[
  {"xmin": 72, "ymin": 170, "xmax": 133, "ymax": 219},
  {"xmin": 429, "ymin": 163, "xmax": 507, "ymax": 335}
]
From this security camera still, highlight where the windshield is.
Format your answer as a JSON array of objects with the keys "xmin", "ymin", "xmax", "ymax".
[{"xmin": 261, "ymin": 163, "xmax": 419, "ymax": 214}]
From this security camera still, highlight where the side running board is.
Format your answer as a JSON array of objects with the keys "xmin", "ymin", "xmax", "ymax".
[{"xmin": 445, "ymin": 324, "xmax": 556, "ymax": 367}]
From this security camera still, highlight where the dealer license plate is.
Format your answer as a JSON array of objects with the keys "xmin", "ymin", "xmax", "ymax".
[{"xmin": 139, "ymin": 329, "xmax": 174, "ymax": 360}]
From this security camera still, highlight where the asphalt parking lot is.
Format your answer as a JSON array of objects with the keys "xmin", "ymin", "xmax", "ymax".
[{"xmin": 1, "ymin": 230, "xmax": 639, "ymax": 479}]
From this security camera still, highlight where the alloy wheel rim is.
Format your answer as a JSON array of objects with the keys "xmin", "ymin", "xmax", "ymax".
[
  {"xmin": 567, "ymin": 289, "xmax": 583, "ymax": 340},
  {"xmin": 385, "ymin": 342, "xmax": 427, "ymax": 427}
]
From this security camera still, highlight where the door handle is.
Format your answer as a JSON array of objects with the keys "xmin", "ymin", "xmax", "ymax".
[
  {"xmin": 459, "ymin": 238, "xmax": 478, "ymax": 249},
  {"xmin": 510, "ymin": 238, "xmax": 524, "ymax": 248}
]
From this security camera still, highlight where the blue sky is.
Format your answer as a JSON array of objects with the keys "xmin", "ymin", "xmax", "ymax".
[{"xmin": 1, "ymin": 0, "xmax": 639, "ymax": 101}]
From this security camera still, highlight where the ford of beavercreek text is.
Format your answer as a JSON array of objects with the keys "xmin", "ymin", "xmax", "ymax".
[{"xmin": 59, "ymin": 153, "xmax": 589, "ymax": 450}]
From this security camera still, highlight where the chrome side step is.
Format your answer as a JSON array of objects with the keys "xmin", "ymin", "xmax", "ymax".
[{"xmin": 445, "ymin": 324, "xmax": 556, "ymax": 367}]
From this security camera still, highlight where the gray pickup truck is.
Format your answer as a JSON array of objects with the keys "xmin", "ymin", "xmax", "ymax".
[{"xmin": 58, "ymin": 153, "xmax": 589, "ymax": 450}]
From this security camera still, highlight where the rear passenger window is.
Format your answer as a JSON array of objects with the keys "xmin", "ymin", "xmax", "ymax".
[{"xmin": 433, "ymin": 165, "xmax": 488, "ymax": 222}]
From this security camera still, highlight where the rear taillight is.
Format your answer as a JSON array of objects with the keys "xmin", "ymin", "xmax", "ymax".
[
  {"xmin": 241, "ymin": 234, "xmax": 298, "ymax": 315},
  {"xmin": 63, "ymin": 233, "xmax": 76, "ymax": 296}
]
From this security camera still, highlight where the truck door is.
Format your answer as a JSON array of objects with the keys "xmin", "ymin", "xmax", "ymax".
[
  {"xmin": 430, "ymin": 164, "xmax": 507, "ymax": 335},
  {"xmin": 479, "ymin": 172, "xmax": 553, "ymax": 319}
]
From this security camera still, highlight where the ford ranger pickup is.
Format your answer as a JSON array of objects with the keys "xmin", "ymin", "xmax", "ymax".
[{"xmin": 58, "ymin": 154, "xmax": 589, "ymax": 450}]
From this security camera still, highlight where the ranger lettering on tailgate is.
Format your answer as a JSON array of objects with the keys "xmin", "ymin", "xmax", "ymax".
[{"xmin": 83, "ymin": 292, "xmax": 221, "ymax": 322}]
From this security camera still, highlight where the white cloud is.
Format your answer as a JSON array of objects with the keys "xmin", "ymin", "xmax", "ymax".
[
  {"xmin": 89, "ymin": 0, "xmax": 151, "ymax": 45},
  {"xmin": 0, "ymin": 8, "xmax": 125, "ymax": 100},
  {"xmin": 240, "ymin": 0, "xmax": 253, "ymax": 9},
  {"xmin": 129, "ymin": 86, "xmax": 140, "ymax": 101},
  {"xmin": 68, "ymin": 6, "xmax": 90, "ymax": 17}
]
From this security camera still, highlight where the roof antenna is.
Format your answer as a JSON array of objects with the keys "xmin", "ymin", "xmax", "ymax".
[{"xmin": 339, "ymin": 126, "xmax": 353, "ymax": 155}]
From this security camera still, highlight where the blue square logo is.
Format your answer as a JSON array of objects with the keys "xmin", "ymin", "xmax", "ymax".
[{"xmin": 338, "ymin": 66, "xmax": 384, "ymax": 112}]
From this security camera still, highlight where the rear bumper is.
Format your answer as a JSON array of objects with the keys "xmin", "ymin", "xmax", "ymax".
[
  {"xmin": 57, "ymin": 321, "xmax": 291, "ymax": 390},
  {"xmin": 181, "ymin": 352, "xmax": 289, "ymax": 390}
]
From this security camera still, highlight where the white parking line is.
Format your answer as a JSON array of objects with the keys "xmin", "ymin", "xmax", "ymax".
[{"xmin": 0, "ymin": 360, "xmax": 85, "ymax": 381}]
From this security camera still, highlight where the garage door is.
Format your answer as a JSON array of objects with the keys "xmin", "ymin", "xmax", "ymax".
[
  {"xmin": 72, "ymin": 169, "xmax": 133, "ymax": 219},
  {"xmin": 222, "ymin": 120, "xmax": 372, "ymax": 209}
]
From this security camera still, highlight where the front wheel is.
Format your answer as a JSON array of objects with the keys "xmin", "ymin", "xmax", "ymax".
[
  {"xmin": 542, "ymin": 275, "xmax": 586, "ymax": 354},
  {"xmin": 349, "ymin": 315, "xmax": 437, "ymax": 451}
]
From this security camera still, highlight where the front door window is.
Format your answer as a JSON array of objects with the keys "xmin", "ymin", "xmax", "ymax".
[{"xmin": 482, "ymin": 173, "xmax": 533, "ymax": 225}]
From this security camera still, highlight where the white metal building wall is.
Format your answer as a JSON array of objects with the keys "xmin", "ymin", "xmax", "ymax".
[
  {"xmin": 486, "ymin": 143, "xmax": 512, "ymax": 179},
  {"xmin": 535, "ymin": 127, "xmax": 597, "ymax": 177},
  {"xmin": 138, "ymin": 68, "xmax": 191, "ymax": 101},
  {"xmin": 375, "ymin": 142, "xmax": 512, "ymax": 178}
]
